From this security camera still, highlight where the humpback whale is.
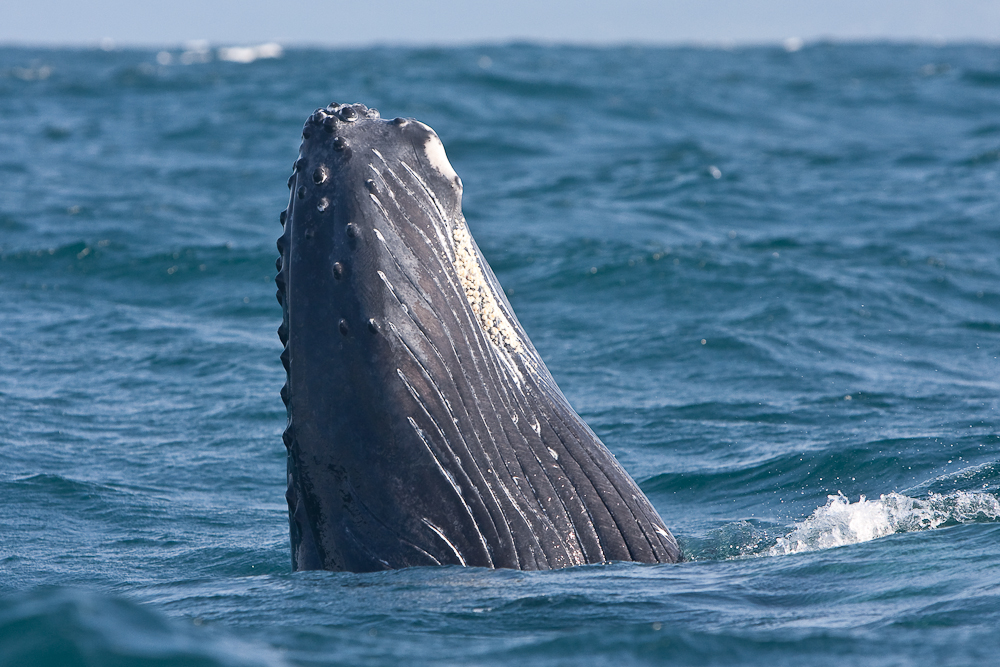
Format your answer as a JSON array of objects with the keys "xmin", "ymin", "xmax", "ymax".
[{"xmin": 276, "ymin": 103, "xmax": 680, "ymax": 571}]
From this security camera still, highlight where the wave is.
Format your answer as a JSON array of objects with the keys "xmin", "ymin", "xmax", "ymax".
[
  {"xmin": 0, "ymin": 587, "xmax": 286, "ymax": 667},
  {"xmin": 682, "ymin": 487, "xmax": 1000, "ymax": 561},
  {"xmin": 768, "ymin": 490, "xmax": 1000, "ymax": 556}
]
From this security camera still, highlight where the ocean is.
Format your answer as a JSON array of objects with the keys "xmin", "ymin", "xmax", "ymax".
[{"xmin": 1, "ymin": 41, "xmax": 999, "ymax": 666}]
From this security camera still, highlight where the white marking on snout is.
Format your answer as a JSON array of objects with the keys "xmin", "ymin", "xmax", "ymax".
[{"xmin": 414, "ymin": 122, "xmax": 460, "ymax": 184}]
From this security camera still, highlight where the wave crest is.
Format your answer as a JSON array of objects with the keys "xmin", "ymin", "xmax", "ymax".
[{"xmin": 769, "ymin": 491, "xmax": 1000, "ymax": 556}]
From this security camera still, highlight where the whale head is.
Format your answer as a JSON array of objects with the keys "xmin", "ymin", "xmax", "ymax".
[{"xmin": 275, "ymin": 103, "xmax": 679, "ymax": 571}]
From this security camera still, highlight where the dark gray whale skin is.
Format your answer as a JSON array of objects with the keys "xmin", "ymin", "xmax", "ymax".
[{"xmin": 276, "ymin": 103, "xmax": 680, "ymax": 571}]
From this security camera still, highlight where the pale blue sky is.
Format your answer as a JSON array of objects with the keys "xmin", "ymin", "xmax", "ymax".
[{"xmin": 3, "ymin": 0, "xmax": 999, "ymax": 47}]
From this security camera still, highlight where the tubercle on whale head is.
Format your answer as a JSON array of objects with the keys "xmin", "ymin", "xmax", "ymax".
[
  {"xmin": 299, "ymin": 103, "xmax": 463, "ymax": 195},
  {"xmin": 301, "ymin": 102, "xmax": 381, "ymax": 139}
]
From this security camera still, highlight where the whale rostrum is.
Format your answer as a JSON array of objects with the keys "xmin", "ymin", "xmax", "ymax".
[{"xmin": 276, "ymin": 103, "xmax": 680, "ymax": 571}]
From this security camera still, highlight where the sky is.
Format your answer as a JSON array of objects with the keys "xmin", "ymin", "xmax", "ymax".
[{"xmin": 2, "ymin": 0, "xmax": 999, "ymax": 47}]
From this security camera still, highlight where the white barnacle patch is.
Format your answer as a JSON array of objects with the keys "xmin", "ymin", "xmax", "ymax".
[
  {"xmin": 547, "ymin": 447, "xmax": 559, "ymax": 461},
  {"xmin": 531, "ymin": 419, "xmax": 541, "ymax": 436},
  {"xmin": 655, "ymin": 527, "xmax": 671, "ymax": 539},
  {"xmin": 452, "ymin": 222, "xmax": 526, "ymax": 379},
  {"xmin": 394, "ymin": 126, "xmax": 532, "ymax": 384}
]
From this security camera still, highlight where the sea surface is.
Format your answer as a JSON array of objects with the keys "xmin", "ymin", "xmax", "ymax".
[{"xmin": 2, "ymin": 42, "xmax": 1000, "ymax": 666}]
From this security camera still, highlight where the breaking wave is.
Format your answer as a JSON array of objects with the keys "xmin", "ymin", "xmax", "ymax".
[{"xmin": 769, "ymin": 491, "xmax": 1000, "ymax": 556}]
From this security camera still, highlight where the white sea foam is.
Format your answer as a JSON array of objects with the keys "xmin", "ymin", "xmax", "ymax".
[
  {"xmin": 217, "ymin": 43, "xmax": 283, "ymax": 64},
  {"xmin": 769, "ymin": 490, "xmax": 1000, "ymax": 556}
]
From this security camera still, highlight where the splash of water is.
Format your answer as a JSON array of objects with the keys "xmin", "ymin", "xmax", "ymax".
[{"xmin": 769, "ymin": 491, "xmax": 1000, "ymax": 556}]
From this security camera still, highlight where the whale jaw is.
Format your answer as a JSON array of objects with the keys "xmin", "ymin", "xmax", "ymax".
[{"xmin": 276, "ymin": 103, "xmax": 680, "ymax": 571}]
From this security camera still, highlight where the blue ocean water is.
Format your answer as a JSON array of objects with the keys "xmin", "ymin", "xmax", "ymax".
[{"xmin": 2, "ymin": 41, "xmax": 1000, "ymax": 666}]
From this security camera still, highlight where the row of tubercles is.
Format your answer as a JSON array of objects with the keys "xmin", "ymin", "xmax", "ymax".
[
  {"xmin": 281, "ymin": 103, "xmax": 375, "ymax": 567},
  {"xmin": 300, "ymin": 102, "xmax": 366, "ymax": 141},
  {"xmin": 276, "ymin": 202, "xmax": 292, "ymax": 450},
  {"xmin": 277, "ymin": 107, "xmax": 395, "ymax": 455},
  {"xmin": 287, "ymin": 127, "xmax": 384, "ymax": 342},
  {"xmin": 277, "ymin": 147, "xmax": 307, "ymax": 449},
  {"xmin": 278, "ymin": 150, "xmax": 314, "ymax": 561}
]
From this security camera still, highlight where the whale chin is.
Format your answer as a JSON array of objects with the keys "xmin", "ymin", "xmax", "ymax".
[{"xmin": 275, "ymin": 102, "xmax": 680, "ymax": 571}]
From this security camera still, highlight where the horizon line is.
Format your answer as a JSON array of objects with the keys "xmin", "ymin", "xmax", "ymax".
[{"xmin": 2, "ymin": 35, "xmax": 999, "ymax": 51}]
